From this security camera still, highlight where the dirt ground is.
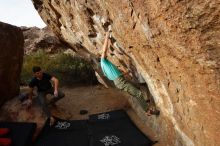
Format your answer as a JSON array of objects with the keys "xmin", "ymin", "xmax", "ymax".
[{"xmin": 0, "ymin": 84, "xmax": 160, "ymax": 144}]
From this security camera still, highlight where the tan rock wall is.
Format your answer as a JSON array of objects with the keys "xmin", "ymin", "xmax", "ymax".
[
  {"xmin": 21, "ymin": 26, "xmax": 69, "ymax": 54},
  {"xmin": 0, "ymin": 22, "xmax": 24, "ymax": 106},
  {"xmin": 32, "ymin": 0, "xmax": 220, "ymax": 145}
]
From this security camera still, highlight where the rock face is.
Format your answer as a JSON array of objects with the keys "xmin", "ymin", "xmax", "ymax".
[
  {"xmin": 32, "ymin": 0, "xmax": 220, "ymax": 146},
  {"xmin": 0, "ymin": 22, "xmax": 24, "ymax": 107},
  {"xmin": 21, "ymin": 26, "xmax": 69, "ymax": 54}
]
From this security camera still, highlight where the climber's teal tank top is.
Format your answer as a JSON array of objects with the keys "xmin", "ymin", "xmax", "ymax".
[{"xmin": 100, "ymin": 58, "xmax": 122, "ymax": 80}]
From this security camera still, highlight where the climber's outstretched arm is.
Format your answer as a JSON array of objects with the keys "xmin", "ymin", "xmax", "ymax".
[{"xmin": 101, "ymin": 31, "xmax": 110, "ymax": 59}]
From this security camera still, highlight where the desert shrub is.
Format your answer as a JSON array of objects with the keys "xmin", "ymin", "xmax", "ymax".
[{"xmin": 20, "ymin": 50, "xmax": 97, "ymax": 86}]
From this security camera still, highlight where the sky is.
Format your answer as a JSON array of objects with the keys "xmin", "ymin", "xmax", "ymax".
[{"xmin": 0, "ymin": 0, "xmax": 46, "ymax": 28}]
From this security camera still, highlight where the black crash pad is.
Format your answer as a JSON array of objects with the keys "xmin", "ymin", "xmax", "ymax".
[
  {"xmin": 34, "ymin": 110, "xmax": 154, "ymax": 146},
  {"xmin": 0, "ymin": 122, "xmax": 36, "ymax": 146},
  {"xmin": 88, "ymin": 110, "xmax": 153, "ymax": 146},
  {"xmin": 34, "ymin": 118, "xmax": 89, "ymax": 146}
]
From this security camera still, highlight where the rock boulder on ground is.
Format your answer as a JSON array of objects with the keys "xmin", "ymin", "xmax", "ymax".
[{"xmin": 0, "ymin": 22, "xmax": 24, "ymax": 107}]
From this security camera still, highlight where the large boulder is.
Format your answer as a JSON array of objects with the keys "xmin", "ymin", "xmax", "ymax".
[
  {"xmin": 0, "ymin": 22, "xmax": 24, "ymax": 106},
  {"xmin": 32, "ymin": 0, "xmax": 220, "ymax": 146}
]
